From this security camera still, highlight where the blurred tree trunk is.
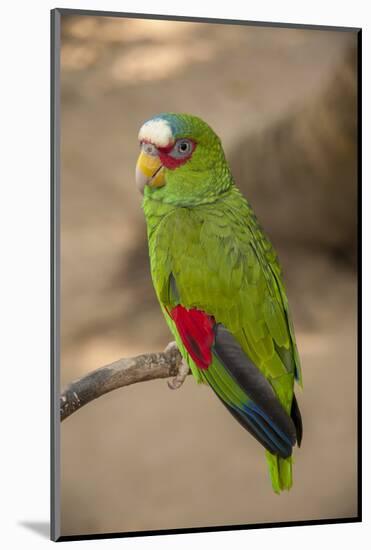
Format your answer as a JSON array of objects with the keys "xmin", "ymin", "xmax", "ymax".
[{"xmin": 230, "ymin": 45, "xmax": 357, "ymax": 266}]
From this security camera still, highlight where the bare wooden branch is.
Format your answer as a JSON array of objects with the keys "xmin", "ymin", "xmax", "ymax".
[{"xmin": 60, "ymin": 343, "xmax": 185, "ymax": 421}]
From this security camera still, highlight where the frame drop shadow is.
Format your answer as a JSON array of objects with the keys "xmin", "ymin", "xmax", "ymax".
[{"xmin": 19, "ymin": 521, "xmax": 49, "ymax": 539}]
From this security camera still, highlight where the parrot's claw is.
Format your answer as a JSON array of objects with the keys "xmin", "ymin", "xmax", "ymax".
[
  {"xmin": 167, "ymin": 358, "xmax": 189, "ymax": 390},
  {"xmin": 164, "ymin": 341, "xmax": 178, "ymax": 354}
]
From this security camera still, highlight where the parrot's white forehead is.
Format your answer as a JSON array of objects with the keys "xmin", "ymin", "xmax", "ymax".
[{"xmin": 138, "ymin": 118, "xmax": 174, "ymax": 147}]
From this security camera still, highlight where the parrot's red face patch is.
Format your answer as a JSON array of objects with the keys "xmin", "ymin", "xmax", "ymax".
[
  {"xmin": 141, "ymin": 138, "xmax": 197, "ymax": 170},
  {"xmin": 158, "ymin": 139, "xmax": 197, "ymax": 170}
]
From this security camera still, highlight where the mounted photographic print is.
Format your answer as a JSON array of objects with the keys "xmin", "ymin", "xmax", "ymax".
[{"xmin": 51, "ymin": 8, "xmax": 361, "ymax": 542}]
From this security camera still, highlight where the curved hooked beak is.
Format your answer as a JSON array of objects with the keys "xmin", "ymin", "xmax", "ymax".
[{"xmin": 135, "ymin": 151, "xmax": 165, "ymax": 194}]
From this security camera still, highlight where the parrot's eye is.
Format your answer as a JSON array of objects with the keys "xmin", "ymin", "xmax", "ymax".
[
  {"xmin": 170, "ymin": 139, "xmax": 194, "ymax": 159},
  {"xmin": 141, "ymin": 142, "xmax": 158, "ymax": 156}
]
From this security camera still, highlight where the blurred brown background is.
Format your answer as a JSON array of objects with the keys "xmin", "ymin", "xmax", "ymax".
[{"xmin": 59, "ymin": 15, "xmax": 358, "ymax": 537}]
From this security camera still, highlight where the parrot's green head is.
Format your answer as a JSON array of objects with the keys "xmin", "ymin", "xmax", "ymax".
[{"xmin": 136, "ymin": 113, "xmax": 233, "ymax": 206}]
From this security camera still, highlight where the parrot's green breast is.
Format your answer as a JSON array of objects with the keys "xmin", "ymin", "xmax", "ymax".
[{"xmin": 143, "ymin": 186, "xmax": 302, "ymax": 409}]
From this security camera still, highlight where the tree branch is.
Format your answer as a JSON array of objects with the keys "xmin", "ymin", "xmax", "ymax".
[{"xmin": 60, "ymin": 342, "xmax": 185, "ymax": 421}]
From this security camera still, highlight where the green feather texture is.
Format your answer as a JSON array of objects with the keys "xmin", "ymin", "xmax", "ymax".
[{"xmin": 140, "ymin": 113, "xmax": 303, "ymax": 493}]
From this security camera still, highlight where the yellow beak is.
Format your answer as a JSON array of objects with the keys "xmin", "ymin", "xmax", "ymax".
[{"xmin": 135, "ymin": 151, "xmax": 165, "ymax": 193}]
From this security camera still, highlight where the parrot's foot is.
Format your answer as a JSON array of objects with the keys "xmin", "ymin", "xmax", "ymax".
[
  {"xmin": 164, "ymin": 341, "xmax": 189, "ymax": 389},
  {"xmin": 167, "ymin": 358, "xmax": 189, "ymax": 390},
  {"xmin": 164, "ymin": 341, "xmax": 179, "ymax": 355}
]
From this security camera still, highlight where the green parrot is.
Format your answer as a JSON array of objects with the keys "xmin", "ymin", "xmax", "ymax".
[{"xmin": 135, "ymin": 113, "xmax": 303, "ymax": 493}]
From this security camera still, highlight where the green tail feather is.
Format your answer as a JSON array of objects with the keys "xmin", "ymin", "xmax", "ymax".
[{"xmin": 265, "ymin": 451, "xmax": 293, "ymax": 494}]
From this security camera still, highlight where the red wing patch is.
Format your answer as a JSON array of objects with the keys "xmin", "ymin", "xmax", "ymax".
[{"xmin": 169, "ymin": 305, "xmax": 215, "ymax": 369}]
